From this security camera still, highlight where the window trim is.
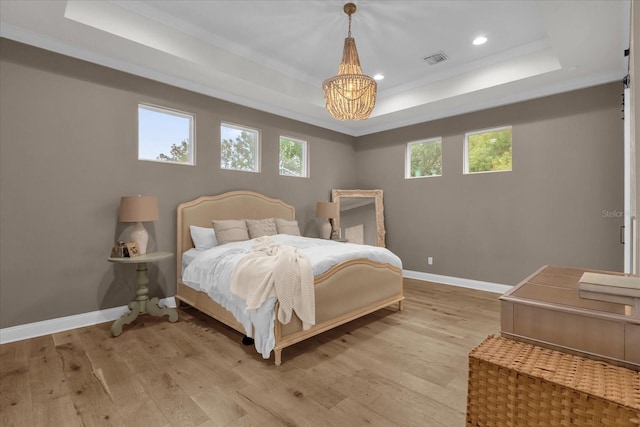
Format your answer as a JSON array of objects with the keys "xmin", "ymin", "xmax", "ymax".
[
  {"xmin": 463, "ymin": 125, "xmax": 513, "ymax": 175},
  {"xmin": 138, "ymin": 103, "xmax": 195, "ymax": 166},
  {"xmin": 279, "ymin": 135, "xmax": 309, "ymax": 178},
  {"xmin": 220, "ymin": 122, "xmax": 261, "ymax": 173},
  {"xmin": 405, "ymin": 137, "xmax": 443, "ymax": 179}
]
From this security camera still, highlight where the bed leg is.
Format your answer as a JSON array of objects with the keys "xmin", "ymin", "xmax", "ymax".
[
  {"xmin": 274, "ymin": 349, "xmax": 282, "ymax": 366},
  {"xmin": 398, "ymin": 300, "xmax": 404, "ymax": 311},
  {"xmin": 175, "ymin": 297, "xmax": 188, "ymax": 309}
]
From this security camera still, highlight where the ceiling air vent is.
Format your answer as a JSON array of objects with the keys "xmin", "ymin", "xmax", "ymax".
[{"xmin": 424, "ymin": 51, "xmax": 448, "ymax": 65}]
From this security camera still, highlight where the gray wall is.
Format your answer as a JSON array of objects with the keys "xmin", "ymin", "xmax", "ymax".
[
  {"xmin": 356, "ymin": 83, "xmax": 625, "ymax": 285},
  {"xmin": 0, "ymin": 37, "xmax": 628, "ymax": 329},
  {"xmin": 0, "ymin": 39, "xmax": 356, "ymax": 328}
]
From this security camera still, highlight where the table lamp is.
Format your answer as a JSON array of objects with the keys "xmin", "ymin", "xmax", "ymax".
[
  {"xmin": 316, "ymin": 201, "xmax": 338, "ymax": 239},
  {"xmin": 119, "ymin": 195, "xmax": 159, "ymax": 255}
]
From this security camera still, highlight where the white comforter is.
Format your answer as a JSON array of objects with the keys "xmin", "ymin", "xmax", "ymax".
[{"xmin": 181, "ymin": 234, "xmax": 402, "ymax": 358}]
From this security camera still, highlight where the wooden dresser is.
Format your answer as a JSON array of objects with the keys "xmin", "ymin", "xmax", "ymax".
[{"xmin": 500, "ymin": 265, "xmax": 639, "ymax": 370}]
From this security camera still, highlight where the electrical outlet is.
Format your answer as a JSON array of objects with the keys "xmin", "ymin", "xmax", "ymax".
[{"xmin": 428, "ymin": 256, "xmax": 433, "ymax": 265}]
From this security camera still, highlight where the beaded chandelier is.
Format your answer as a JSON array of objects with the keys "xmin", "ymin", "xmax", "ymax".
[{"xmin": 322, "ymin": 3, "xmax": 377, "ymax": 121}]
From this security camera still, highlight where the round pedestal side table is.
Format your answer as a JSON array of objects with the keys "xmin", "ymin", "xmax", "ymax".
[{"xmin": 108, "ymin": 251, "xmax": 178, "ymax": 337}]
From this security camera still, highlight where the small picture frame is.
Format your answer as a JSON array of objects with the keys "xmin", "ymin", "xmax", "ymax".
[
  {"xmin": 125, "ymin": 242, "xmax": 140, "ymax": 257},
  {"xmin": 111, "ymin": 240, "xmax": 126, "ymax": 258}
]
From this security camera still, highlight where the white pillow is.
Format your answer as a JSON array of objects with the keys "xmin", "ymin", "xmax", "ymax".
[
  {"xmin": 275, "ymin": 218, "xmax": 301, "ymax": 236},
  {"xmin": 189, "ymin": 225, "xmax": 218, "ymax": 250}
]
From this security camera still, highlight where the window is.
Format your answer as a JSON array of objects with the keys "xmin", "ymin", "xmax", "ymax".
[
  {"xmin": 138, "ymin": 105, "xmax": 194, "ymax": 165},
  {"xmin": 220, "ymin": 123, "xmax": 260, "ymax": 172},
  {"xmin": 279, "ymin": 136, "xmax": 308, "ymax": 177},
  {"xmin": 405, "ymin": 138, "xmax": 442, "ymax": 178},
  {"xmin": 464, "ymin": 126, "xmax": 512, "ymax": 174}
]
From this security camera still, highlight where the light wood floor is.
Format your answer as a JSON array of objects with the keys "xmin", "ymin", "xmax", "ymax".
[{"xmin": 0, "ymin": 279, "xmax": 501, "ymax": 427}]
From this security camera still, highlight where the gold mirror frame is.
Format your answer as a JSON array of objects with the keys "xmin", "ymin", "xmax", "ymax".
[{"xmin": 331, "ymin": 189, "xmax": 385, "ymax": 247}]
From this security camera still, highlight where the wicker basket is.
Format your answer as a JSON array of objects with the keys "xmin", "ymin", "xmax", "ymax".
[{"xmin": 467, "ymin": 336, "xmax": 640, "ymax": 426}]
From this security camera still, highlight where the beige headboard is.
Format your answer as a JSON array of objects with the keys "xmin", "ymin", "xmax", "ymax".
[{"xmin": 176, "ymin": 190, "xmax": 295, "ymax": 285}]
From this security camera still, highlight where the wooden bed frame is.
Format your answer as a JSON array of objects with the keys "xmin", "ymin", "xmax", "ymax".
[{"xmin": 176, "ymin": 190, "xmax": 404, "ymax": 365}]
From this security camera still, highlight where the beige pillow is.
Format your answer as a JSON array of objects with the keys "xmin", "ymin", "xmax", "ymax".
[
  {"xmin": 212, "ymin": 219, "xmax": 249, "ymax": 245},
  {"xmin": 246, "ymin": 218, "xmax": 277, "ymax": 239},
  {"xmin": 275, "ymin": 218, "xmax": 301, "ymax": 236}
]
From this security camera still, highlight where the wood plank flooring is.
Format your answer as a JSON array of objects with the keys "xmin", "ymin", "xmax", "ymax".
[{"xmin": 0, "ymin": 279, "xmax": 501, "ymax": 426}]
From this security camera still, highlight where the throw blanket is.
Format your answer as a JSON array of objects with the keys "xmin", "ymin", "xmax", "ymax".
[{"xmin": 230, "ymin": 236, "xmax": 315, "ymax": 330}]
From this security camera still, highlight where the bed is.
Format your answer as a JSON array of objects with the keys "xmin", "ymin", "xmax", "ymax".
[{"xmin": 175, "ymin": 190, "xmax": 404, "ymax": 365}]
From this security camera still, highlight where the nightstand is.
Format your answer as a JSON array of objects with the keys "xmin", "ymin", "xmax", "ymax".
[{"xmin": 108, "ymin": 251, "xmax": 178, "ymax": 336}]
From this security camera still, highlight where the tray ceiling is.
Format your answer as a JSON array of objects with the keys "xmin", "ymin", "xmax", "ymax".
[{"xmin": 0, "ymin": 0, "xmax": 630, "ymax": 136}]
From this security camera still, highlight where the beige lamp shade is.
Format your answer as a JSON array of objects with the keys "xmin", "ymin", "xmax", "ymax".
[
  {"xmin": 316, "ymin": 201, "xmax": 338, "ymax": 219},
  {"xmin": 119, "ymin": 196, "xmax": 159, "ymax": 222},
  {"xmin": 119, "ymin": 195, "xmax": 159, "ymax": 255}
]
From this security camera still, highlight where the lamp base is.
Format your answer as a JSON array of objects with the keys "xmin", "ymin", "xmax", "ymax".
[
  {"xmin": 130, "ymin": 222, "xmax": 149, "ymax": 254},
  {"xmin": 320, "ymin": 220, "xmax": 332, "ymax": 240}
]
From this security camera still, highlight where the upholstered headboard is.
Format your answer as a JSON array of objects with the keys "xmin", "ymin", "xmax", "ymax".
[{"xmin": 176, "ymin": 190, "xmax": 295, "ymax": 285}]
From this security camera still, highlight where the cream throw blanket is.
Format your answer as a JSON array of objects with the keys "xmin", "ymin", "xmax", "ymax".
[{"xmin": 230, "ymin": 236, "xmax": 315, "ymax": 329}]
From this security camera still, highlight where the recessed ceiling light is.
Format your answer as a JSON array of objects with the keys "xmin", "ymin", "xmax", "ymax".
[
  {"xmin": 473, "ymin": 36, "xmax": 487, "ymax": 46},
  {"xmin": 373, "ymin": 74, "xmax": 384, "ymax": 81}
]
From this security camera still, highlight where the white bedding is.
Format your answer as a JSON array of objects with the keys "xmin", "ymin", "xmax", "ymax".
[
  {"xmin": 181, "ymin": 234, "xmax": 402, "ymax": 358},
  {"xmin": 181, "ymin": 248, "xmax": 201, "ymax": 287}
]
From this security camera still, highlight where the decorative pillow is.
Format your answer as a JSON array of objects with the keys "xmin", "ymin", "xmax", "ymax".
[
  {"xmin": 246, "ymin": 218, "xmax": 277, "ymax": 239},
  {"xmin": 275, "ymin": 218, "xmax": 301, "ymax": 236},
  {"xmin": 212, "ymin": 219, "xmax": 249, "ymax": 245},
  {"xmin": 189, "ymin": 225, "xmax": 218, "ymax": 250}
]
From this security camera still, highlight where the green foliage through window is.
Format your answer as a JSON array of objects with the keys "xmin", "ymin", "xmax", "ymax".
[
  {"xmin": 406, "ymin": 138, "xmax": 442, "ymax": 178},
  {"xmin": 465, "ymin": 127, "xmax": 512, "ymax": 173},
  {"xmin": 221, "ymin": 123, "xmax": 260, "ymax": 172},
  {"xmin": 157, "ymin": 140, "xmax": 190, "ymax": 163},
  {"xmin": 279, "ymin": 137, "xmax": 307, "ymax": 177}
]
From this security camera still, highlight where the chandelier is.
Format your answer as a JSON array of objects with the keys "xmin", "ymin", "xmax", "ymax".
[{"xmin": 322, "ymin": 2, "xmax": 377, "ymax": 121}]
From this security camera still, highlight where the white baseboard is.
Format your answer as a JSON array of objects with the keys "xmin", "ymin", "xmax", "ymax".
[
  {"xmin": 0, "ymin": 275, "xmax": 507, "ymax": 345},
  {"xmin": 403, "ymin": 270, "xmax": 511, "ymax": 294},
  {"xmin": 0, "ymin": 297, "xmax": 176, "ymax": 345}
]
